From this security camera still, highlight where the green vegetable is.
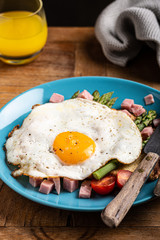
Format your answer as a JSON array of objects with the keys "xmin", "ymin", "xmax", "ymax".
[
  {"xmin": 137, "ymin": 123, "xmax": 145, "ymax": 132},
  {"xmin": 106, "ymin": 97, "xmax": 118, "ymax": 108},
  {"xmin": 93, "ymin": 159, "xmax": 120, "ymax": 180},
  {"xmin": 143, "ymin": 110, "xmax": 157, "ymax": 126},
  {"xmin": 71, "ymin": 90, "xmax": 80, "ymax": 99},
  {"xmin": 142, "ymin": 137, "xmax": 150, "ymax": 148},
  {"xmin": 134, "ymin": 116, "xmax": 143, "ymax": 125},
  {"xmin": 136, "ymin": 110, "xmax": 157, "ymax": 131},
  {"xmin": 98, "ymin": 92, "xmax": 114, "ymax": 105},
  {"xmin": 134, "ymin": 112, "xmax": 147, "ymax": 125},
  {"xmin": 141, "ymin": 111, "xmax": 147, "ymax": 119},
  {"xmin": 71, "ymin": 90, "xmax": 117, "ymax": 108},
  {"xmin": 92, "ymin": 90, "xmax": 100, "ymax": 101}
]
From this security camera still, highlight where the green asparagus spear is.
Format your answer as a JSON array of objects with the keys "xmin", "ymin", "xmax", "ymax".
[
  {"xmin": 136, "ymin": 110, "xmax": 157, "ymax": 131},
  {"xmin": 134, "ymin": 116, "xmax": 143, "ymax": 125},
  {"xmin": 92, "ymin": 90, "xmax": 100, "ymax": 101},
  {"xmin": 141, "ymin": 111, "xmax": 147, "ymax": 120},
  {"xmin": 142, "ymin": 137, "xmax": 150, "ymax": 148},
  {"xmin": 134, "ymin": 112, "xmax": 147, "ymax": 125},
  {"xmin": 93, "ymin": 159, "xmax": 121, "ymax": 180},
  {"xmin": 98, "ymin": 92, "xmax": 114, "ymax": 105},
  {"xmin": 143, "ymin": 118, "xmax": 152, "ymax": 127},
  {"xmin": 144, "ymin": 110, "xmax": 157, "ymax": 126},
  {"xmin": 106, "ymin": 97, "xmax": 118, "ymax": 108},
  {"xmin": 137, "ymin": 123, "xmax": 145, "ymax": 131},
  {"xmin": 71, "ymin": 90, "xmax": 80, "ymax": 99}
]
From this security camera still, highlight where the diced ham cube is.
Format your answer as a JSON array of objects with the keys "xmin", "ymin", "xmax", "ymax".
[
  {"xmin": 121, "ymin": 109, "xmax": 132, "ymax": 117},
  {"xmin": 131, "ymin": 104, "xmax": 146, "ymax": 116},
  {"xmin": 78, "ymin": 90, "xmax": 93, "ymax": 100},
  {"xmin": 63, "ymin": 177, "xmax": 79, "ymax": 193},
  {"xmin": 141, "ymin": 126, "xmax": 154, "ymax": 140},
  {"xmin": 144, "ymin": 94, "xmax": 155, "ymax": 105},
  {"xmin": 153, "ymin": 118, "xmax": 160, "ymax": 127},
  {"xmin": 121, "ymin": 99, "xmax": 134, "ymax": 111},
  {"xmin": 48, "ymin": 177, "xmax": 61, "ymax": 195},
  {"xmin": 29, "ymin": 177, "xmax": 43, "ymax": 187},
  {"xmin": 121, "ymin": 109, "xmax": 136, "ymax": 121},
  {"xmin": 79, "ymin": 180, "xmax": 92, "ymax": 198},
  {"xmin": 49, "ymin": 93, "xmax": 64, "ymax": 103},
  {"xmin": 39, "ymin": 180, "xmax": 55, "ymax": 194}
]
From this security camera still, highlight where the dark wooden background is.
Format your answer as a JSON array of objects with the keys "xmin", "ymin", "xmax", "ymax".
[{"xmin": 43, "ymin": 0, "xmax": 113, "ymax": 26}]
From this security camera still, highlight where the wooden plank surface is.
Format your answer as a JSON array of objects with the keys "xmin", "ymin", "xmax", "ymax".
[{"xmin": 1, "ymin": 27, "xmax": 160, "ymax": 239}]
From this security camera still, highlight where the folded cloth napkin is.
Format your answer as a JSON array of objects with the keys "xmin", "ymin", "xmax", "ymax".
[{"xmin": 95, "ymin": 0, "xmax": 160, "ymax": 67}]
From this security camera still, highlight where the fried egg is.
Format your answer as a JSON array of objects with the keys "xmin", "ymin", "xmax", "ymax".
[{"xmin": 5, "ymin": 98, "xmax": 142, "ymax": 180}]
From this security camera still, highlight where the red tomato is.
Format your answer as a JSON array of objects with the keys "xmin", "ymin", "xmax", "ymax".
[
  {"xmin": 117, "ymin": 170, "xmax": 132, "ymax": 189},
  {"xmin": 91, "ymin": 175, "xmax": 116, "ymax": 195}
]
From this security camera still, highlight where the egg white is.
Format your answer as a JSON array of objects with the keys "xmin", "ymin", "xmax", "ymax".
[{"xmin": 6, "ymin": 98, "xmax": 142, "ymax": 180}]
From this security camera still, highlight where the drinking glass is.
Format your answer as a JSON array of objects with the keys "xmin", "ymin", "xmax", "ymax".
[{"xmin": 0, "ymin": 0, "xmax": 48, "ymax": 65}]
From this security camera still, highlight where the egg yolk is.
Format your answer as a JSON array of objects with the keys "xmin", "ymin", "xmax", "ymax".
[{"xmin": 53, "ymin": 131, "xmax": 96, "ymax": 165}]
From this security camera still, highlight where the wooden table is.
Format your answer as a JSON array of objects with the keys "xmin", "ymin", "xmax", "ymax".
[{"xmin": 1, "ymin": 27, "xmax": 160, "ymax": 240}]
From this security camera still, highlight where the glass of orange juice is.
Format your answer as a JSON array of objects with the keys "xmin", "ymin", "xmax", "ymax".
[{"xmin": 0, "ymin": 0, "xmax": 47, "ymax": 65}]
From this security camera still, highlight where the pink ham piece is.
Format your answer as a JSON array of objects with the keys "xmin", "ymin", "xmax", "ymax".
[
  {"xmin": 144, "ymin": 94, "xmax": 155, "ymax": 105},
  {"xmin": 153, "ymin": 118, "xmax": 160, "ymax": 127},
  {"xmin": 63, "ymin": 177, "xmax": 79, "ymax": 193},
  {"xmin": 131, "ymin": 104, "xmax": 146, "ymax": 116},
  {"xmin": 78, "ymin": 90, "xmax": 93, "ymax": 100},
  {"xmin": 121, "ymin": 109, "xmax": 132, "ymax": 117},
  {"xmin": 39, "ymin": 180, "xmax": 55, "ymax": 194},
  {"xmin": 29, "ymin": 177, "xmax": 43, "ymax": 187},
  {"xmin": 48, "ymin": 177, "xmax": 61, "ymax": 195},
  {"xmin": 141, "ymin": 126, "xmax": 154, "ymax": 140},
  {"xmin": 49, "ymin": 93, "xmax": 64, "ymax": 103},
  {"xmin": 121, "ymin": 99, "xmax": 134, "ymax": 111},
  {"xmin": 79, "ymin": 180, "xmax": 92, "ymax": 198}
]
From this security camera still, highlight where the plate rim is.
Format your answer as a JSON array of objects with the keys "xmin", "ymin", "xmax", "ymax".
[{"xmin": 0, "ymin": 76, "xmax": 160, "ymax": 114}]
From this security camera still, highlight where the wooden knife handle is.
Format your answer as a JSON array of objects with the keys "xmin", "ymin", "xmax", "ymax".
[
  {"xmin": 154, "ymin": 162, "xmax": 160, "ymax": 196},
  {"xmin": 101, "ymin": 152, "xmax": 159, "ymax": 228}
]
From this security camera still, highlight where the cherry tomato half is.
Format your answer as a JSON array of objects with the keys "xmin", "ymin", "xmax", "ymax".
[
  {"xmin": 91, "ymin": 175, "xmax": 116, "ymax": 195},
  {"xmin": 117, "ymin": 170, "xmax": 132, "ymax": 189}
]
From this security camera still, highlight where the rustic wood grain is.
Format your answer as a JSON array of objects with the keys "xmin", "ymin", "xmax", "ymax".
[
  {"xmin": 47, "ymin": 27, "xmax": 95, "ymax": 42},
  {"xmin": 1, "ymin": 27, "xmax": 160, "ymax": 239},
  {"xmin": 74, "ymin": 41, "xmax": 106, "ymax": 76},
  {"xmin": 106, "ymin": 46, "xmax": 160, "ymax": 84},
  {"xmin": 0, "ymin": 226, "xmax": 160, "ymax": 240},
  {"xmin": 1, "ymin": 184, "xmax": 160, "ymax": 228}
]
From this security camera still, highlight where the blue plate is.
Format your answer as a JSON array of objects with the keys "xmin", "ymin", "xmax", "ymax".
[{"xmin": 0, "ymin": 76, "xmax": 159, "ymax": 211}]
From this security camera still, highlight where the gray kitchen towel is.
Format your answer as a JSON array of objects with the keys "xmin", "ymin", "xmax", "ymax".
[{"xmin": 95, "ymin": 0, "xmax": 160, "ymax": 67}]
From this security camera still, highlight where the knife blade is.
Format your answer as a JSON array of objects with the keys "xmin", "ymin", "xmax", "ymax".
[
  {"xmin": 144, "ymin": 124, "xmax": 160, "ymax": 155},
  {"xmin": 101, "ymin": 124, "xmax": 160, "ymax": 228},
  {"xmin": 145, "ymin": 124, "xmax": 160, "ymax": 196},
  {"xmin": 145, "ymin": 125, "xmax": 160, "ymax": 196}
]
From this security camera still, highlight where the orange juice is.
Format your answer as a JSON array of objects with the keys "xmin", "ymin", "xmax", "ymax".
[{"xmin": 0, "ymin": 11, "xmax": 47, "ymax": 57}]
